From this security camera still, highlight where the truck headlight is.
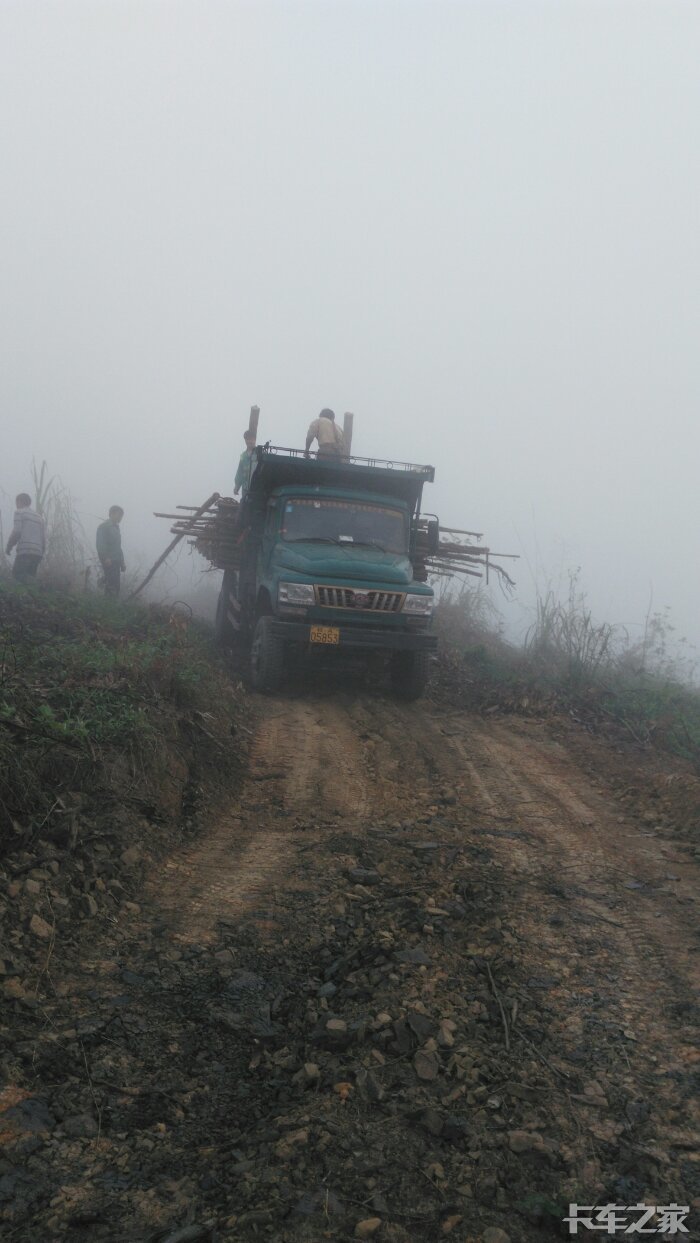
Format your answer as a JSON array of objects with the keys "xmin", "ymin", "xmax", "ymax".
[
  {"xmin": 403, "ymin": 593, "xmax": 433, "ymax": 616},
  {"xmin": 278, "ymin": 581, "xmax": 315, "ymax": 605}
]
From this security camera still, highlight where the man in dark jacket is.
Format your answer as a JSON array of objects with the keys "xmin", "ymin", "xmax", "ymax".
[
  {"xmin": 96, "ymin": 506, "xmax": 126, "ymax": 597},
  {"xmin": 5, "ymin": 493, "xmax": 46, "ymax": 582}
]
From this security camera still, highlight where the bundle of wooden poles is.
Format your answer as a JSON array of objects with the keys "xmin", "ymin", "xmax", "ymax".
[
  {"xmin": 152, "ymin": 496, "xmax": 244, "ymax": 573},
  {"xmin": 149, "ymin": 506, "xmax": 517, "ymax": 587},
  {"xmin": 414, "ymin": 520, "xmax": 517, "ymax": 589}
]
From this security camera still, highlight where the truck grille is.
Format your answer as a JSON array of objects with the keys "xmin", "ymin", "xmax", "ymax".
[{"xmin": 316, "ymin": 586, "xmax": 404, "ymax": 612}]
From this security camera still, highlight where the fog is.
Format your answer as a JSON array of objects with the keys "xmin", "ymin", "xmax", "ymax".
[{"xmin": 1, "ymin": 1, "xmax": 699, "ymax": 648}]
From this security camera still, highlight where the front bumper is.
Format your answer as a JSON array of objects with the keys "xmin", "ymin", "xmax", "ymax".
[{"xmin": 270, "ymin": 619, "xmax": 437, "ymax": 653}]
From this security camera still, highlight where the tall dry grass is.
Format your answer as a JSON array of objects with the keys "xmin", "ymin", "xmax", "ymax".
[
  {"xmin": 433, "ymin": 574, "xmax": 700, "ymax": 767},
  {"xmin": 31, "ymin": 460, "xmax": 90, "ymax": 588}
]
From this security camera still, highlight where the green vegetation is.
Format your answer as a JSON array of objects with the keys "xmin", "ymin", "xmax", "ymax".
[
  {"xmin": 434, "ymin": 575, "xmax": 700, "ymax": 770},
  {"xmin": 0, "ymin": 582, "xmax": 237, "ymax": 855}
]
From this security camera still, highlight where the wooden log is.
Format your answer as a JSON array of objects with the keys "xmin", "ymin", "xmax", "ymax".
[
  {"xmin": 249, "ymin": 405, "xmax": 260, "ymax": 438},
  {"xmin": 437, "ymin": 526, "xmax": 485, "ymax": 539},
  {"xmin": 343, "ymin": 412, "xmax": 354, "ymax": 455},
  {"xmin": 428, "ymin": 559, "xmax": 484, "ymax": 571},
  {"xmin": 153, "ymin": 513, "xmax": 206, "ymax": 520},
  {"xmin": 437, "ymin": 547, "xmax": 519, "ymax": 561},
  {"xmin": 130, "ymin": 492, "xmax": 220, "ymax": 599},
  {"xmin": 437, "ymin": 549, "xmax": 482, "ymax": 560},
  {"xmin": 427, "ymin": 556, "xmax": 485, "ymax": 569},
  {"xmin": 434, "ymin": 566, "xmax": 483, "ymax": 579},
  {"xmin": 168, "ymin": 519, "xmax": 223, "ymax": 527}
]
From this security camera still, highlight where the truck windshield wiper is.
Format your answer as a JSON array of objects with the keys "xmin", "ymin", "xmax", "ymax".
[
  {"xmin": 286, "ymin": 536, "xmax": 343, "ymax": 544},
  {"xmin": 349, "ymin": 540, "xmax": 389, "ymax": 552},
  {"xmin": 286, "ymin": 536, "xmax": 393, "ymax": 552}
]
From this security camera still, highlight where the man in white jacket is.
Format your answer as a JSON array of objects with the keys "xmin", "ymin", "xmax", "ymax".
[
  {"xmin": 305, "ymin": 409, "xmax": 346, "ymax": 458},
  {"xmin": 5, "ymin": 493, "xmax": 46, "ymax": 582}
]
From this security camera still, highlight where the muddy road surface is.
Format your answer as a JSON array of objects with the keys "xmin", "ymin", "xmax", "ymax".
[{"xmin": 4, "ymin": 691, "xmax": 699, "ymax": 1242}]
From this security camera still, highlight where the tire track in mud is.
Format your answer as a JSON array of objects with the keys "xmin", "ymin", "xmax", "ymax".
[
  {"xmin": 459, "ymin": 718, "xmax": 699, "ymax": 990},
  {"xmin": 263, "ymin": 699, "xmax": 372, "ymax": 819},
  {"xmin": 432, "ymin": 713, "xmax": 700, "ymax": 1145},
  {"xmin": 150, "ymin": 692, "xmax": 698, "ymax": 1123},
  {"xmin": 151, "ymin": 698, "xmax": 377, "ymax": 944},
  {"xmin": 336, "ymin": 698, "xmax": 699, "ymax": 1105},
  {"xmin": 149, "ymin": 694, "xmax": 454, "ymax": 945}
]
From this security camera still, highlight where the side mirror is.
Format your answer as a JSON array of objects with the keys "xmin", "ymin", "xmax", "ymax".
[{"xmin": 427, "ymin": 519, "xmax": 440, "ymax": 555}]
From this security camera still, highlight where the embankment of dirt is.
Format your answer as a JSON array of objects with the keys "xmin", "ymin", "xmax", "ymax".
[{"xmin": 0, "ymin": 585, "xmax": 250, "ymax": 1012}]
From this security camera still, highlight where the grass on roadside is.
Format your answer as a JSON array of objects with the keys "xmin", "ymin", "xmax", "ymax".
[
  {"xmin": 433, "ymin": 577, "xmax": 700, "ymax": 771},
  {"xmin": 0, "ymin": 581, "xmax": 236, "ymax": 856}
]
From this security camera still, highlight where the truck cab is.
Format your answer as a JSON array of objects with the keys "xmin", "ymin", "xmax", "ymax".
[{"xmin": 216, "ymin": 447, "xmax": 438, "ymax": 698}]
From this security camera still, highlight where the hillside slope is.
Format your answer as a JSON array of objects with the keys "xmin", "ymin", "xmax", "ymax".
[{"xmin": 1, "ymin": 607, "xmax": 698, "ymax": 1241}]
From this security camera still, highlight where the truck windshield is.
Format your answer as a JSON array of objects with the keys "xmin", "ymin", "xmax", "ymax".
[{"xmin": 281, "ymin": 498, "xmax": 408, "ymax": 555}]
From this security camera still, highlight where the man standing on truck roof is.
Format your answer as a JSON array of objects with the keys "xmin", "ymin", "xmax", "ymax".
[
  {"xmin": 305, "ymin": 409, "xmax": 345, "ymax": 458},
  {"xmin": 234, "ymin": 429, "xmax": 256, "ymax": 498},
  {"xmin": 5, "ymin": 493, "xmax": 46, "ymax": 583},
  {"xmin": 96, "ymin": 506, "xmax": 126, "ymax": 598}
]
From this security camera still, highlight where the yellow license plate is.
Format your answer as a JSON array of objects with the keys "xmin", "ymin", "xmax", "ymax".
[{"xmin": 310, "ymin": 625, "xmax": 340, "ymax": 645}]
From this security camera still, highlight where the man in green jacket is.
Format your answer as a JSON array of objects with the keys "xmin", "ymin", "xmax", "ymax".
[
  {"xmin": 234, "ymin": 430, "xmax": 256, "ymax": 498},
  {"xmin": 96, "ymin": 506, "xmax": 125, "ymax": 597}
]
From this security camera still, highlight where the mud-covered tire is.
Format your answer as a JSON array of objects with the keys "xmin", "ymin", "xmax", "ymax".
[
  {"xmin": 214, "ymin": 592, "xmax": 231, "ymax": 647},
  {"xmin": 250, "ymin": 615, "xmax": 285, "ymax": 692},
  {"xmin": 214, "ymin": 571, "xmax": 236, "ymax": 648},
  {"xmin": 390, "ymin": 649, "xmax": 430, "ymax": 701}
]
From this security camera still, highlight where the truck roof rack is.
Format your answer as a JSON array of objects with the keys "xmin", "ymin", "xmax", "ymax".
[{"xmin": 249, "ymin": 445, "xmax": 435, "ymax": 510}]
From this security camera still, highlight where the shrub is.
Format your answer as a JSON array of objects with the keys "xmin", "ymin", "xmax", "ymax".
[{"xmin": 433, "ymin": 575, "xmax": 700, "ymax": 771}]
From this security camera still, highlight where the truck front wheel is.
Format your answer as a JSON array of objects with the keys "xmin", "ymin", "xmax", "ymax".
[
  {"xmin": 214, "ymin": 570, "xmax": 237, "ymax": 648},
  {"xmin": 390, "ymin": 649, "xmax": 430, "ymax": 701},
  {"xmin": 250, "ymin": 616, "xmax": 285, "ymax": 692}
]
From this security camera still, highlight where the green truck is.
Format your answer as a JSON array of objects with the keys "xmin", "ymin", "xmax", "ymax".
[{"xmin": 214, "ymin": 445, "xmax": 440, "ymax": 698}]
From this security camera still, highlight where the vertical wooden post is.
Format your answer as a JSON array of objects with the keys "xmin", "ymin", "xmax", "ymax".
[
  {"xmin": 248, "ymin": 405, "xmax": 260, "ymax": 439},
  {"xmin": 343, "ymin": 412, "xmax": 354, "ymax": 456}
]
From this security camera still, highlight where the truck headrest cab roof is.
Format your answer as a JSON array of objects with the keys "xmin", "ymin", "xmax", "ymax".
[{"xmin": 249, "ymin": 446, "xmax": 435, "ymax": 512}]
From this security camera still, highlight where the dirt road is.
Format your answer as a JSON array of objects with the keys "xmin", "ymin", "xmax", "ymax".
[
  {"xmin": 160, "ymin": 695, "xmax": 699, "ymax": 1019},
  {"xmin": 6, "ymin": 691, "xmax": 699, "ymax": 1241}
]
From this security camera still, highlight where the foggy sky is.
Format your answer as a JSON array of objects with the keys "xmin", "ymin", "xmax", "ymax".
[{"xmin": 1, "ymin": 1, "xmax": 699, "ymax": 649}]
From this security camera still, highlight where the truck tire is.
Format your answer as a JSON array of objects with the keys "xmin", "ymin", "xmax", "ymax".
[
  {"xmin": 214, "ymin": 571, "xmax": 236, "ymax": 648},
  {"xmin": 390, "ymin": 649, "xmax": 430, "ymax": 701},
  {"xmin": 250, "ymin": 615, "xmax": 285, "ymax": 692}
]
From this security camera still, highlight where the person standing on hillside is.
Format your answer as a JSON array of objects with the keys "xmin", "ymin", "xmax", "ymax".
[
  {"xmin": 96, "ymin": 506, "xmax": 126, "ymax": 598},
  {"xmin": 305, "ymin": 409, "xmax": 345, "ymax": 458},
  {"xmin": 234, "ymin": 429, "xmax": 257, "ymax": 498},
  {"xmin": 5, "ymin": 493, "xmax": 46, "ymax": 582}
]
